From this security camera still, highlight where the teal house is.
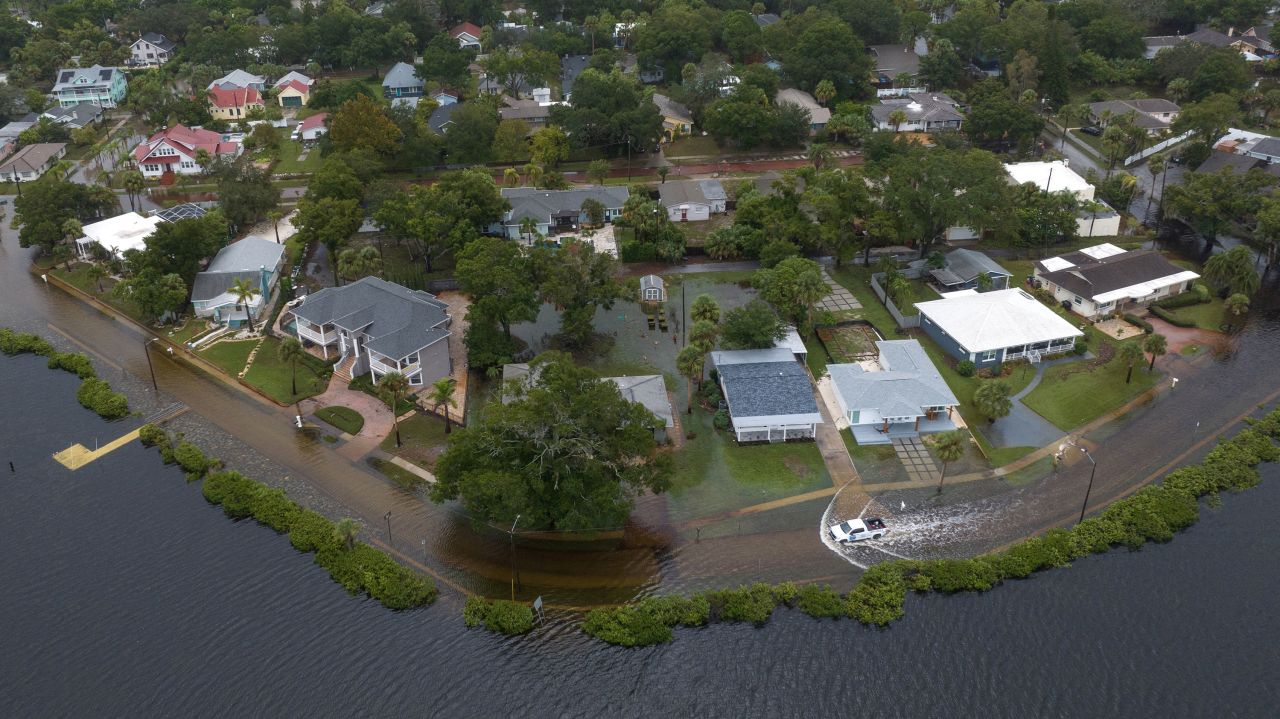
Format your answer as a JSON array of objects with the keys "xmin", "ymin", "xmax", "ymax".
[
  {"xmin": 52, "ymin": 66, "xmax": 127, "ymax": 108},
  {"xmin": 191, "ymin": 237, "xmax": 285, "ymax": 328}
]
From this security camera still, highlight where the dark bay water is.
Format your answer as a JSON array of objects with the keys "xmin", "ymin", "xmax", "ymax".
[{"xmin": 1, "ymin": 352, "xmax": 1278, "ymax": 718}]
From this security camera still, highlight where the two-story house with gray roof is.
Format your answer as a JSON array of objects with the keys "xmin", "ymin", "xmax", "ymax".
[
  {"xmin": 382, "ymin": 62, "xmax": 424, "ymax": 101},
  {"xmin": 129, "ymin": 33, "xmax": 177, "ymax": 67},
  {"xmin": 493, "ymin": 186, "xmax": 630, "ymax": 240},
  {"xmin": 288, "ymin": 277, "xmax": 452, "ymax": 387},
  {"xmin": 52, "ymin": 65, "xmax": 127, "ymax": 108},
  {"xmin": 828, "ymin": 340, "xmax": 959, "ymax": 445}
]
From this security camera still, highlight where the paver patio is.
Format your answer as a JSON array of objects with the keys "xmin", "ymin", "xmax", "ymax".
[{"xmin": 816, "ymin": 268, "xmax": 862, "ymax": 313}]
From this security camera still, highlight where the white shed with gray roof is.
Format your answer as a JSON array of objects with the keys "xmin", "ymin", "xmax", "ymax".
[{"xmin": 710, "ymin": 348, "xmax": 821, "ymax": 443}]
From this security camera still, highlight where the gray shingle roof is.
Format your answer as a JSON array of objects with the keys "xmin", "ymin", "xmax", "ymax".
[
  {"xmin": 869, "ymin": 44, "xmax": 922, "ymax": 77},
  {"xmin": 140, "ymin": 32, "xmax": 176, "ymax": 52},
  {"xmin": 206, "ymin": 69, "xmax": 265, "ymax": 90},
  {"xmin": 501, "ymin": 186, "xmax": 630, "ymax": 224},
  {"xmin": 191, "ymin": 270, "xmax": 259, "ymax": 303},
  {"xmin": 931, "ymin": 249, "xmax": 1010, "ymax": 286},
  {"xmin": 658, "ymin": 179, "xmax": 724, "ymax": 207},
  {"xmin": 609, "ymin": 375, "xmax": 673, "ymax": 427},
  {"xmin": 561, "ymin": 54, "xmax": 591, "ymax": 96},
  {"xmin": 829, "ymin": 340, "xmax": 958, "ymax": 419},
  {"xmin": 1248, "ymin": 136, "xmax": 1280, "ymax": 159},
  {"xmin": 716, "ymin": 360, "xmax": 818, "ymax": 419},
  {"xmin": 42, "ymin": 103, "xmax": 103, "ymax": 128},
  {"xmin": 872, "ymin": 93, "xmax": 963, "ymax": 125},
  {"xmin": 383, "ymin": 62, "xmax": 422, "ymax": 90},
  {"xmin": 651, "ymin": 93, "xmax": 692, "ymax": 124},
  {"xmin": 428, "ymin": 102, "xmax": 461, "ymax": 134},
  {"xmin": 1038, "ymin": 250, "xmax": 1193, "ymax": 299},
  {"xmin": 289, "ymin": 277, "xmax": 449, "ymax": 361},
  {"xmin": 1195, "ymin": 150, "xmax": 1261, "ymax": 175},
  {"xmin": 207, "ymin": 236, "xmax": 284, "ymax": 273}
]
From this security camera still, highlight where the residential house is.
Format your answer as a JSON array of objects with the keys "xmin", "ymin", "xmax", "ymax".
[
  {"xmin": 288, "ymin": 276, "xmax": 453, "ymax": 388},
  {"xmin": 775, "ymin": 88, "xmax": 830, "ymax": 134},
  {"xmin": 657, "ymin": 179, "xmax": 727, "ymax": 222},
  {"xmin": 0, "ymin": 143, "xmax": 67, "ymax": 183},
  {"xmin": 1004, "ymin": 161, "xmax": 1121, "ymax": 237},
  {"xmin": 1143, "ymin": 28, "xmax": 1256, "ymax": 61},
  {"xmin": 501, "ymin": 363, "xmax": 674, "ymax": 442},
  {"xmin": 382, "ymin": 61, "xmax": 424, "ymax": 100},
  {"xmin": 1195, "ymin": 149, "xmax": 1266, "ymax": 175},
  {"xmin": 871, "ymin": 93, "xmax": 963, "ymax": 132},
  {"xmin": 191, "ymin": 236, "xmax": 286, "ymax": 327},
  {"xmin": 1242, "ymin": 136, "xmax": 1280, "ymax": 164},
  {"xmin": 451, "ymin": 22, "xmax": 483, "ymax": 50},
  {"xmin": 431, "ymin": 89, "xmax": 459, "ymax": 106},
  {"xmin": 132, "ymin": 124, "xmax": 242, "ymax": 179},
  {"xmin": 494, "ymin": 186, "xmax": 630, "ymax": 239},
  {"xmin": 292, "ymin": 112, "xmax": 328, "ymax": 144},
  {"xmin": 1033, "ymin": 243, "xmax": 1201, "ymax": 320},
  {"xmin": 0, "ymin": 113, "xmax": 39, "ymax": 145},
  {"xmin": 74, "ymin": 212, "xmax": 165, "ymax": 259},
  {"xmin": 709, "ymin": 348, "xmax": 822, "ymax": 443},
  {"xmin": 52, "ymin": 65, "xmax": 127, "ymax": 108},
  {"xmin": 208, "ymin": 85, "xmax": 264, "ymax": 121},
  {"xmin": 621, "ymin": 53, "xmax": 664, "ymax": 84},
  {"xmin": 1234, "ymin": 25, "xmax": 1275, "ymax": 56},
  {"xmin": 41, "ymin": 103, "xmax": 103, "ymax": 129},
  {"xmin": 129, "ymin": 33, "xmax": 177, "ymax": 66},
  {"xmin": 652, "ymin": 93, "xmax": 692, "ymax": 142},
  {"xmin": 364, "ymin": 1, "xmax": 387, "ymax": 16},
  {"xmin": 498, "ymin": 101, "xmax": 553, "ymax": 130},
  {"xmin": 928, "ymin": 249, "xmax": 1011, "ymax": 291},
  {"xmin": 828, "ymin": 339, "xmax": 960, "ymax": 445},
  {"xmin": 273, "ymin": 71, "xmax": 313, "ymax": 107},
  {"xmin": 639, "ymin": 275, "xmax": 666, "ymax": 303},
  {"xmin": 753, "ymin": 13, "xmax": 780, "ymax": 27},
  {"xmin": 916, "ymin": 288, "xmax": 1083, "ymax": 369},
  {"xmin": 1088, "ymin": 99, "xmax": 1181, "ymax": 136},
  {"xmin": 207, "ymin": 69, "xmax": 266, "ymax": 91},
  {"xmin": 869, "ymin": 43, "xmax": 923, "ymax": 89},
  {"xmin": 561, "ymin": 54, "xmax": 591, "ymax": 101},
  {"xmin": 426, "ymin": 103, "xmax": 462, "ymax": 135}
]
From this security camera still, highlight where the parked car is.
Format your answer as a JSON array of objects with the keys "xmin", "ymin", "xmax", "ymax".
[
  {"xmin": 829, "ymin": 517, "xmax": 887, "ymax": 542},
  {"xmin": 1080, "ymin": 126, "xmax": 1103, "ymax": 136}
]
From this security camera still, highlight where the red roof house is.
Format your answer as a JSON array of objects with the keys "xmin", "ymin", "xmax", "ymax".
[
  {"xmin": 450, "ymin": 22, "xmax": 483, "ymax": 49},
  {"xmin": 133, "ymin": 124, "xmax": 241, "ymax": 178}
]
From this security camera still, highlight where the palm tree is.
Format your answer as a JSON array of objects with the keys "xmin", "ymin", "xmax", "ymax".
[
  {"xmin": 1058, "ymin": 103, "xmax": 1090, "ymax": 149},
  {"xmin": 888, "ymin": 108, "xmax": 909, "ymax": 132},
  {"xmin": 62, "ymin": 218, "xmax": 83, "ymax": 249},
  {"xmin": 122, "ymin": 169, "xmax": 145, "ymax": 212},
  {"xmin": 1204, "ymin": 246, "xmax": 1261, "ymax": 297},
  {"xmin": 268, "ymin": 210, "xmax": 283, "ymax": 243},
  {"xmin": 337, "ymin": 245, "xmax": 382, "ymax": 282},
  {"xmin": 1166, "ymin": 77, "xmax": 1191, "ymax": 104},
  {"xmin": 973, "ymin": 380, "xmax": 1012, "ymax": 423},
  {"xmin": 1225, "ymin": 293, "xmax": 1250, "ymax": 330},
  {"xmin": 657, "ymin": 166, "xmax": 669, "ymax": 184},
  {"xmin": 690, "ymin": 293, "xmax": 721, "ymax": 324},
  {"xmin": 1145, "ymin": 156, "xmax": 1165, "ymax": 220},
  {"xmin": 809, "ymin": 142, "xmax": 832, "ymax": 170},
  {"xmin": 519, "ymin": 217, "xmax": 540, "ymax": 243},
  {"xmin": 86, "ymin": 263, "xmax": 107, "ymax": 293},
  {"xmin": 931, "ymin": 430, "xmax": 967, "ymax": 495},
  {"xmin": 814, "ymin": 79, "xmax": 836, "ymax": 106},
  {"xmin": 51, "ymin": 244, "xmax": 73, "ymax": 271},
  {"xmin": 1119, "ymin": 341, "xmax": 1145, "ymax": 384},
  {"xmin": 1144, "ymin": 333, "xmax": 1167, "ymax": 371},
  {"xmin": 524, "ymin": 163, "xmax": 544, "ymax": 188},
  {"xmin": 689, "ymin": 319, "xmax": 718, "ymax": 352},
  {"xmin": 278, "ymin": 336, "xmax": 305, "ymax": 397},
  {"xmin": 334, "ymin": 518, "xmax": 361, "ymax": 551},
  {"xmin": 425, "ymin": 376, "xmax": 458, "ymax": 433},
  {"xmin": 503, "ymin": 167, "xmax": 521, "ymax": 187},
  {"xmin": 676, "ymin": 344, "xmax": 705, "ymax": 415},
  {"xmin": 229, "ymin": 277, "xmax": 261, "ymax": 333},
  {"xmin": 377, "ymin": 371, "xmax": 410, "ymax": 447}
]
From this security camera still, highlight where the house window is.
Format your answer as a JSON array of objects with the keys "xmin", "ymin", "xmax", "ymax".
[
  {"xmin": 409, "ymin": 373, "xmax": 423, "ymax": 386},
  {"xmin": 180, "ymin": 161, "xmax": 194, "ymax": 169},
  {"xmin": 144, "ymin": 164, "xmax": 160, "ymax": 172},
  {"xmin": 1073, "ymin": 295, "xmax": 1083, "ymax": 305},
  {"xmin": 981, "ymin": 350, "xmax": 997, "ymax": 362},
  {"xmin": 850, "ymin": 410, "xmax": 859, "ymax": 423}
]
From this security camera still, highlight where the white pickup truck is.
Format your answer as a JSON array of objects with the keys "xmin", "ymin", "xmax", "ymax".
[{"xmin": 829, "ymin": 517, "xmax": 887, "ymax": 543}]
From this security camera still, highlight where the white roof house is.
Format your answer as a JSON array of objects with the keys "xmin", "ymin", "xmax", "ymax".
[
  {"xmin": 1004, "ymin": 160, "xmax": 1094, "ymax": 201},
  {"xmin": 916, "ymin": 288, "xmax": 1083, "ymax": 367},
  {"xmin": 75, "ymin": 212, "xmax": 165, "ymax": 259}
]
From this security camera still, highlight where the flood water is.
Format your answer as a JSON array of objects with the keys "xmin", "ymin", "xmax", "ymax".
[{"xmin": 1, "ymin": 351, "xmax": 1277, "ymax": 717}]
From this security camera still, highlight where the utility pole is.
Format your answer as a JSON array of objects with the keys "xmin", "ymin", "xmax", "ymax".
[
  {"xmin": 143, "ymin": 337, "xmax": 159, "ymax": 391},
  {"xmin": 384, "ymin": 510, "xmax": 393, "ymax": 546},
  {"xmin": 509, "ymin": 514, "xmax": 522, "ymax": 601}
]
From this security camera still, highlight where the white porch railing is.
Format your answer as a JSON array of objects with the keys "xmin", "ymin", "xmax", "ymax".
[{"xmin": 296, "ymin": 325, "xmax": 335, "ymax": 345}]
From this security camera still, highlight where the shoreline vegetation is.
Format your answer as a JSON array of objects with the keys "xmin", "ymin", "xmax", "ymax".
[
  {"xmin": 1, "ymin": 328, "xmax": 129, "ymax": 419},
  {"xmin": 582, "ymin": 407, "xmax": 1280, "ymax": 647}
]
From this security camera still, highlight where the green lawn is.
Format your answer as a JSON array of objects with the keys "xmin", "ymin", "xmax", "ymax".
[
  {"xmin": 316, "ymin": 405, "xmax": 364, "ymax": 435},
  {"xmin": 1022, "ymin": 335, "xmax": 1160, "ymax": 431},
  {"xmin": 199, "ymin": 340, "xmax": 257, "ymax": 376},
  {"xmin": 275, "ymin": 140, "xmax": 323, "ymax": 174},
  {"xmin": 381, "ymin": 412, "xmax": 450, "ymax": 470},
  {"xmin": 803, "ymin": 333, "xmax": 829, "ymax": 377},
  {"xmin": 894, "ymin": 280, "xmax": 942, "ymax": 315},
  {"xmin": 827, "ymin": 266, "xmax": 899, "ymax": 337},
  {"xmin": 243, "ymin": 337, "xmax": 332, "ymax": 404},
  {"xmin": 666, "ymin": 408, "xmax": 832, "ymax": 522},
  {"xmin": 50, "ymin": 264, "xmax": 149, "ymax": 324},
  {"xmin": 664, "ymin": 136, "xmax": 721, "ymax": 158},
  {"xmin": 166, "ymin": 319, "xmax": 213, "ymax": 346},
  {"xmin": 368, "ymin": 456, "xmax": 427, "ymax": 490},
  {"xmin": 1165, "ymin": 297, "xmax": 1232, "ymax": 332}
]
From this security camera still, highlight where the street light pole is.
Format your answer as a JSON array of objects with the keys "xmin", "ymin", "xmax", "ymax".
[
  {"xmin": 624, "ymin": 134, "xmax": 633, "ymax": 184},
  {"xmin": 143, "ymin": 337, "xmax": 159, "ymax": 391},
  {"xmin": 509, "ymin": 514, "xmax": 522, "ymax": 601},
  {"xmin": 384, "ymin": 510, "xmax": 393, "ymax": 546},
  {"xmin": 1078, "ymin": 448, "xmax": 1097, "ymax": 524}
]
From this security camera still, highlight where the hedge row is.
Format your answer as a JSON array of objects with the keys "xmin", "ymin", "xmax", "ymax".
[
  {"xmin": 1150, "ymin": 305, "xmax": 1198, "ymax": 328},
  {"xmin": 1154, "ymin": 287, "xmax": 1210, "ymax": 310},
  {"xmin": 1122, "ymin": 313, "xmax": 1154, "ymax": 334},
  {"xmin": 140, "ymin": 423, "xmax": 438, "ymax": 611},
  {"xmin": 463, "ymin": 597, "xmax": 536, "ymax": 636},
  {"xmin": 1, "ymin": 327, "xmax": 130, "ymax": 420},
  {"xmin": 583, "ymin": 409, "xmax": 1280, "ymax": 646}
]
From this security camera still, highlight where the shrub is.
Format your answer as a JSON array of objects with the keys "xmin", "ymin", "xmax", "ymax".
[
  {"xmin": 463, "ymin": 597, "xmax": 535, "ymax": 635},
  {"xmin": 1123, "ymin": 313, "xmax": 1153, "ymax": 334},
  {"xmin": 0, "ymin": 329, "xmax": 55, "ymax": 356},
  {"xmin": 1072, "ymin": 341, "xmax": 1089, "ymax": 356},
  {"xmin": 708, "ymin": 583, "xmax": 778, "ymax": 624},
  {"xmin": 48, "ymin": 352, "xmax": 96, "ymax": 379},
  {"xmin": 173, "ymin": 441, "xmax": 212, "ymax": 476},
  {"xmin": 1150, "ymin": 305, "xmax": 1196, "ymax": 327},
  {"xmin": 796, "ymin": 584, "xmax": 843, "ymax": 618},
  {"xmin": 712, "ymin": 409, "xmax": 729, "ymax": 430},
  {"xmin": 990, "ymin": 361, "xmax": 1004, "ymax": 377},
  {"xmin": 1155, "ymin": 291, "xmax": 1209, "ymax": 309},
  {"xmin": 251, "ymin": 487, "xmax": 303, "ymax": 533},
  {"xmin": 843, "ymin": 562, "xmax": 908, "ymax": 626},
  {"xmin": 288, "ymin": 509, "xmax": 342, "ymax": 553},
  {"xmin": 138, "ymin": 423, "xmax": 168, "ymax": 448},
  {"xmin": 620, "ymin": 241, "xmax": 657, "ymax": 263},
  {"xmin": 75, "ymin": 378, "xmax": 130, "ymax": 420},
  {"xmin": 956, "ymin": 360, "xmax": 976, "ymax": 377},
  {"xmin": 217, "ymin": 472, "xmax": 265, "ymax": 519},
  {"xmin": 918, "ymin": 558, "xmax": 1001, "ymax": 593},
  {"xmin": 583, "ymin": 605, "xmax": 673, "ymax": 646}
]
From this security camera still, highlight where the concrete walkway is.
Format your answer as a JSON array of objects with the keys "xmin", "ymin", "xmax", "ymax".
[
  {"xmin": 891, "ymin": 437, "xmax": 940, "ymax": 484},
  {"xmin": 808, "ymin": 380, "xmax": 861, "ymax": 488}
]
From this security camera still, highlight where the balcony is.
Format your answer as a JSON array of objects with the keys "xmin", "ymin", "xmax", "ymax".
[{"xmin": 296, "ymin": 324, "xmax": 335, "ymax": 346}]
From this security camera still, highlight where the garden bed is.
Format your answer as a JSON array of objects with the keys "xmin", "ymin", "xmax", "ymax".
[{"xmin": 316, "ymin": 405, "xmax": 364, "ymax": 435}]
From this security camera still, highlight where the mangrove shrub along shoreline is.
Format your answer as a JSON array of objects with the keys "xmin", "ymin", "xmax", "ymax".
[
  {"xmin": 463, "ymin": 597, "xmax": 536, "ymax": 636},
  {"xmin": 583, "ymin": 409, "xmax": 1280, "ymax": 647},
  {"xmin": 138, "ymin": 423, "xmax": 437, "ymax": 610},
  {"xmin": 1, "ymin": 328, "xmax": 130, "ymax": 420}
]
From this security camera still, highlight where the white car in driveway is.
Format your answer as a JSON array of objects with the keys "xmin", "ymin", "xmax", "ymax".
[{"xmin": 829, "ymin": 517, "xmax": 887, "ymax": 542}]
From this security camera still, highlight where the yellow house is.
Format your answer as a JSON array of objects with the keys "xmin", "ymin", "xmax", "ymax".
[
  {"xmin": 273, "ymin": 71, "xmax": 313, "ymax": 107},
  {"xmin": 652, "ymin": 93, "xmax": 692, "ymax": 143},
  {"xmin": 209, "ymin": 86, "xmax": 263, "ymax": 120}
]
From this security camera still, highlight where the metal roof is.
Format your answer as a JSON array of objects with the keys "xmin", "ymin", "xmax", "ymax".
[{"xmin": 916, "ymin": 289, "xmax": 1083, "ymax": 353}]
